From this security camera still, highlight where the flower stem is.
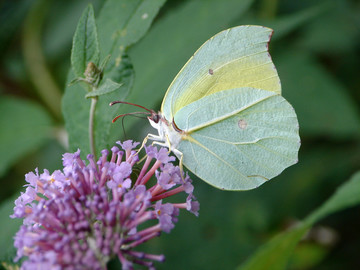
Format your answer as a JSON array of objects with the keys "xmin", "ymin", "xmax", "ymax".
[{"xmin": 89, "ymin": 97, "xmax": 98, "ymax": 159}]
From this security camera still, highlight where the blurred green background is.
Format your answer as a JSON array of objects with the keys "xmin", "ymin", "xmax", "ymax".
[{"xmin": 1, "ymin": 0, "xmax": 359, "ymax": 269}]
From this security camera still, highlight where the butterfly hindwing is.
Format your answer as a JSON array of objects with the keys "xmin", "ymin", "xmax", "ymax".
[{"xmin": 173, "ymin": 88, "xmax": 300, "ymax": 190}]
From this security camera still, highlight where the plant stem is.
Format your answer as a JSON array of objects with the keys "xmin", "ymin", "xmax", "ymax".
[
  {"xmin": 89, "ymin": 97, "xmax": 98, "ymax": 159},
  {"xmin": 22, "ymin": 0, "xmax": 62, "ymax": 120}
]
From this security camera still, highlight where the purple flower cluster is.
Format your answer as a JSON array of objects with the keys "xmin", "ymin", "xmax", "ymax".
[{"xmin": 11, "ymin": 141, "xmax": 199, "ymax": 269}]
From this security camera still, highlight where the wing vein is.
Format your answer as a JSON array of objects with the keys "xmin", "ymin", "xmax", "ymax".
[
  {"xmin": 186, "ymin": 94, "xmax": 275, "ymax": 132},
  {"xmin": 193, "ymin": 133, "xmax": 300, "ymax": 145},
  {"xmin": 230, "ymin": 143, "xmax": 277, "ymax": 175},
  {"xmin": 185, "ymin": 136, "xmax": 248, "ymax": 178}
]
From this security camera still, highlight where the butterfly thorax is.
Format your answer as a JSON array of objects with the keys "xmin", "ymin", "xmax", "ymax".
[{"xmin": 148, "ymin": 113, "xmax": 183, "ymax": 152}]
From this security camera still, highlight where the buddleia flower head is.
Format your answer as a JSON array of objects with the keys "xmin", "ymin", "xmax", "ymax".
[{"xmin": 11, "ymin": 141, "xmax": 199, "ymax": 269}]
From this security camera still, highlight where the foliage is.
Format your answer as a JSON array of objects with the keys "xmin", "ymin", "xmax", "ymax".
[{"xmin": 1, "ymin": 0, "xmax": 359, "ymax": 269}]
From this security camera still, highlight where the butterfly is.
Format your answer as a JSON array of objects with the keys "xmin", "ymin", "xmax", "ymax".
[{"xmin": 113, "ymin": 25, "xmax": 300, "ymax": 191}]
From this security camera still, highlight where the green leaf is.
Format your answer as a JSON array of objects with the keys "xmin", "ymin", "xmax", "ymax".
[
  {"xmin": 305, "ymin": 171, "xmax": 360, "ymax": 225},
  {"xmin": 237, "ymin": 225, "xmax": 309, "ymax": 270},
  {"xmin": 62, "ymin": 74, "xmax": 91, "ymax": 154},
  {"xmin": 0, "ymin": 97, "xmax": 52, "ymax": 177},
  {"xmin": 42, "ymin": 1, "xmax": 104, "ymax": 58},
  {"xmin": 237, "ymin": 3, "xmax": 329, "ymax": 41},
  {"xmin": 63, "ymin": 54, "xmax": 134, "ymax": 155},
  {"xmin": 289, "ymin": 242, "xmax": 329, "ymax": 270},
  {"xmin": 266, "ymin": 3, "xmax": 330, "ymax": 41},
  {"xmin": 63, "ymin": 0, "xmax": 164, "ymax": 155},
  {"xmin": 0, "ymin": 196, "xmax": 23, "ymax": 260},
  {"xmin": 71, "ymin": 4, "xmax": 100, "ymax": 78},
  {"xmin": 298, "ymin": 2, "xmax": 359, "ymax": 54},
  {"xmin": 277, "ymin": 50, "xmax": 360, "ymax": 138},
  {"xmin": 85, "ymin": 78, "xmax": 122, "ymax": 98},
  {"xmin": 237, "ymin": 171, "xmax": 360, "ymax": 270},
  {"xmin": 97, "ymin": 0, "xmax": 166, "ymax": 59},
  {"xmin": 93, "ymin": 53, "xmax": 134, "ymax": 152}
]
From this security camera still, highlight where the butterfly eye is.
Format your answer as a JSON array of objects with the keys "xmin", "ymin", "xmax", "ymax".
[{"xmin": 152, "ymin": 113, "xmax": 161, "ymax": 123}]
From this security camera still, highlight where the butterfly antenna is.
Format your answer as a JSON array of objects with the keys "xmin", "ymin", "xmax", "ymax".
[
  {"xmin": 109, "ymin": 101, "xmax": 153, "ymax": 113},
  {"xmin": 111, "ymin": 111, "xmax": 150, "ymax": 123}
]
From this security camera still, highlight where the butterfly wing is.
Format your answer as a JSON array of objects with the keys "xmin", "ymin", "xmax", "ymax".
[
  {"xmin": 173, "ymin": 87, "xmax": 300, "ymax": 190},
  {"xmin": 161, "ymin": 25, "xmax": 281, "ymax": 121}
]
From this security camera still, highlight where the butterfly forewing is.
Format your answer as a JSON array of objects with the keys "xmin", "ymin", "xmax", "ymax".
[{"xmin": 161, "ymin": 25, "xmax": 281, "ymax": 121}]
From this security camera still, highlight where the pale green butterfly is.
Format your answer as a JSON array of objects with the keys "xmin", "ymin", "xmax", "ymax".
[{"xmin": 113, "ymin": 25, "xmax": 300, "ymax": 191}]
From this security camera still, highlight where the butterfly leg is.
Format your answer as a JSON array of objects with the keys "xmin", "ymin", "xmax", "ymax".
[
  {"xmin": 151, "ymin": 140, "xmax": 169, "ymax": 148},
  {"xmin": 134, "ymin": 133, "xmax": 163, "ymax": 160},
  {"xmin": 135, "ymin": 133, "xmax": 171, "ymax": 159},
  {"xmin": 140, "ymin": 134, "xmax": 186, "ymax": 180},
  {"xmin": 145, "ymin": 133, "xmax": 172, "ymax": 152},
  {"xmin": 171, "ymin": 148, "xmax": 185, "ymax": 182}
]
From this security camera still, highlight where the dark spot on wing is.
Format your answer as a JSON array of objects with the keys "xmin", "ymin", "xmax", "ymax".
[
  {"xmin": 238, "ymin": 119, "xmax": 247, "ymax": 129},
  {"xmin": 208, "ymin": 69, "xmax": 214, "ymax": 75}
]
